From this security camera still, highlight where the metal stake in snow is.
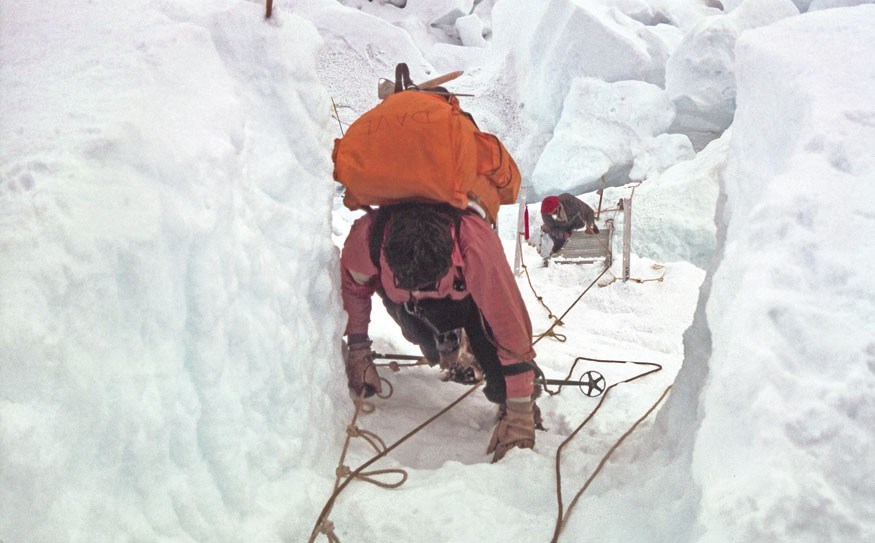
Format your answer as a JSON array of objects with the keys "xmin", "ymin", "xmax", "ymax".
[
  {"xmin": 622, "ymin": 197, "xmax": 632, "ymax": 282},
  {"xmin": 513, "ymin": 184, "xmax": 529, "ymax": 275}
]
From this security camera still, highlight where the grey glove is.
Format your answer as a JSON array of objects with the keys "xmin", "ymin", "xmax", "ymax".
[
  {"xmin": 487, "ymin": 397, "xmax": 535, "ymax": 463},
  {"xmin": 344, "ymin": 339, "xmax": 382, "ymax": 398}
]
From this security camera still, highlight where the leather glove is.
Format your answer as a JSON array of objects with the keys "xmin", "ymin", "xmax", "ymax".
[
  {"xmin": 344, "ymin": 339, "xmax": 382, "ymax": 398},
  {"xmin": 487, "ymin": 397, "xmax": 535, "ymax": 463}
]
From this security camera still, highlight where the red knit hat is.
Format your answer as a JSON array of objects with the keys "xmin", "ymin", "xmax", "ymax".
[{"xmin": 541, "ymin": 196, "xmax": 560, "ymax": 214}]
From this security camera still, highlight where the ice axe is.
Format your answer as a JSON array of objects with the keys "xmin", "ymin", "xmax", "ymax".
[{"xmin": 377, "ymin": 69, "xmax": 466, "ymax": 99}]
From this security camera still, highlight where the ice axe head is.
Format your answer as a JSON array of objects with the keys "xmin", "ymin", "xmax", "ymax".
[
  {"xmin": 378, "ymin": 78, "xmax": 395, "ymax": 99},
  {"xmin": 377, "ymin": 68, "xmax": 464, "ymax": 99}
]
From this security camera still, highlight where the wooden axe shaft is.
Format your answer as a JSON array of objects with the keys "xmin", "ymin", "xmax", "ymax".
[
  {"xmin": 378, "ymin": 70, "xmax": 464, "ymax": 98},
  {"xmin": 419, "ymin": 70, "xmax": 463, "ymax": 89}
]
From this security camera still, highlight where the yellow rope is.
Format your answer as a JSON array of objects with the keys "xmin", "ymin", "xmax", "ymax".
[
  {"xmin": 552, "ymin": 385, "xmax": 672, "ymax": 542},
  {"xmin": 308, "ymin": 383, "xmax": 482, "ymax": 542},
  {"xmin": 548, "ymin": 359, "xmax": 667, "ymax": 543}
]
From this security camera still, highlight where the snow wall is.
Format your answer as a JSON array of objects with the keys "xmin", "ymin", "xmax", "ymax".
[
  {"xmin": 568, "ymin": 6, "xmax": 875, "ymax": 542},
  {"xmin": 0, "ymin": 2, "xmax": 345, "ymax": 541}
]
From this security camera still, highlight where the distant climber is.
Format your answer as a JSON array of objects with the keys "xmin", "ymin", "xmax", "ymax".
[{"xmin": 539, "ymin": 193, "xmax": 599, "ymax": 255}]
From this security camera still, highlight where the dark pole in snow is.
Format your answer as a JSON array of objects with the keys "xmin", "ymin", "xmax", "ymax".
[{"xmin": 622, "ymin": 197, "xmax": 631, "ymax": 282}]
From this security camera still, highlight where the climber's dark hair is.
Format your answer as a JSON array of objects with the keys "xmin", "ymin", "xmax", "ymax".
[{"xmin": 379, "ymin": 203, "xmax": 458, "ymax": 290}]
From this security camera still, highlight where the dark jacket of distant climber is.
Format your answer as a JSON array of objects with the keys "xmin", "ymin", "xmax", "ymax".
[{"xmin": 540, "ymin": 193, "xmax": 599, "ymax": 253}]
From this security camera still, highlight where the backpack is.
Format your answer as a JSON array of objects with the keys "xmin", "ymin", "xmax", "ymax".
[{"xmin": 332, "ymin": 64, "xmax": 521, "ymax": 225}]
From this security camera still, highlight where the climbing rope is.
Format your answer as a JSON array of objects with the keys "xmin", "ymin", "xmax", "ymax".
[
  {"xmin": 315, "ymin": 519, "xmax": 340, "ymax": 543},
  {"xmin": 532, "ymin": 266, "xmax": 611, "ymax": 348},
  {"xmin": 517, "ymin": 234, "xmax": 567, "ymax": 342},
  {"xmin": 308, "ymin": 382, "xmax": 483, "ymax": 543},
  {"xmin": 599, "ymin": 263, "xmax": 667, "ymax": 287},
  {"xmin": 350, "ymin": 351, "xmax": 671, "ymax": 543},
  {"xmin": 546, "ymin": 357, "xmax": 669, "ymax": 543},
  {"xmin": 336, "ymin": 394, "xmax": 408, "ymax": 487},
  {"xmin": 556, "ymin": 386, "xmax": 672, "ymax": 539}
]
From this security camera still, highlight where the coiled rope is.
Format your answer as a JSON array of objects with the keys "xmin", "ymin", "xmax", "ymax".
[{"xmin": 308, "ymin": 383, "xmax": 483, "ymax": 543}]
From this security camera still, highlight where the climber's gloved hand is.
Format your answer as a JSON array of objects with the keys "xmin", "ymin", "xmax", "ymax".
[
  {"xmin": 487, "ymin": 396, "xmax": 536, "ymax": 463},
  {"xmin": 344, "ymin": 338, "xmax": 382, "ymax": 398}
]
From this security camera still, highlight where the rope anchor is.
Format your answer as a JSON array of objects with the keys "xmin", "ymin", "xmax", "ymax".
[
  {"xmin": 536, "ymin": 370, "xmax": 606, "ymax": 397},
  {"xmin": 578, "ymin": 370, "xmax": 606, "ymax": 397}
]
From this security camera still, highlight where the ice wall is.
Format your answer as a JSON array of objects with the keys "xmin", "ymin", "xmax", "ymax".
[
  {"xmin": 665, "ymin": 0, "xmax": 799, "ymax": 148},
  {"xmin": 529, "ymin": 75, "xmax": 701, "ymax": 197},
  {"xmin": 0, "ymin": 2, "xmax": 344, "ymax": 541},
  {"xmin": 630, "ymin": 131, "xmax": 726, "ymax": 268},
  {"xmin": 694, "ymin": 6, "xmax": 875, "ymax": 541},
  {"xmin": 563, "ymin": 6, "xmax": 875, "ymax": 542},
  {"xmin": 489, "ymin": 0, "xmax": 680, "ymax": 176}
]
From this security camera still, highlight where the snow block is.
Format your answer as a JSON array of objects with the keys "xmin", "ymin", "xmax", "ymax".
[
  {"xmin": 531, "ymin": 77, "xmax": 684, "ymax": 196},
  {"xmin": 665, "ymin": 0, "xmax": 799, "ymax": 147}
]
